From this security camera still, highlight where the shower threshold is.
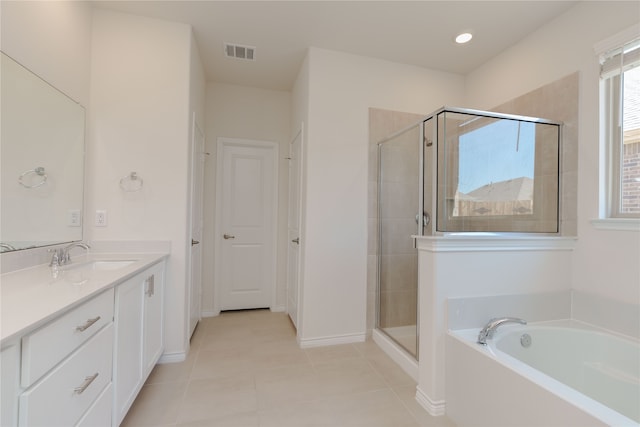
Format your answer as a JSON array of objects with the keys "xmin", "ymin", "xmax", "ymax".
[{"xmin": 372, "ymin": 327, "xmax": 418, "ymax": 381}]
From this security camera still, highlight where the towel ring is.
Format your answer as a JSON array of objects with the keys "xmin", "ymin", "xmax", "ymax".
[
  {"xmin": 119, "ymin": 171, "xmax": 144, "ymax": 192},
  {"xmin": 18, "ymin": 167, "xmax": 48, "ymax": 188}
]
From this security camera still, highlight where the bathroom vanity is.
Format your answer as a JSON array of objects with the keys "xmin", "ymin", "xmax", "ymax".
[{"xmin": 1, "ymin": 252, "xmax": 168, "ymax": 427}]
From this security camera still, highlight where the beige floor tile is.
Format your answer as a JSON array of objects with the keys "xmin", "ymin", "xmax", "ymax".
[
  {"xmin": 176, "ymin": 374, "xmax": 258, "ymax": 424},
  {"xmin": 122, "ymin": 311, "xmax": 455, "ymax": 427},
  {"xmin": 304, "ymin": 343, "xmax": 362, "ymax": 365},
  {"xmin": 352, "ymin": 338, "xmax": 387, "ymax": 357},
  {"xmin": 190, "ymin": 347, "xmax": 256, "ymax": 380},
  {"xmin": 250, "ymin": 340, "xmax": 312, "ymax": 372},
  {"xmin": 259, "ymin": 389, "xmax": 419, "ymax": 427},
  {"xmin": 365, "ymin": 351, "xmax": 416, "ymax": 387},
  {"xmin": 255, "ymin": 357, "xmax": 387, "ymax": 410},
  {"xmin": 146, "ymin": 351, "xmax": 196, "ymax": 385},
  {"xmin": 176, "ymin": 411, "xmax": 259, "ymax": 427},
  {"xmin": 120, "ymin": 381, "xmax": 187, "ymax": 427}
]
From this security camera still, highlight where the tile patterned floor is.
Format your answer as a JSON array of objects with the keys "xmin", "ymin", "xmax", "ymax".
[{"xmin": 121, "ymin": 309, "xmax": 456, "ymax": 427}]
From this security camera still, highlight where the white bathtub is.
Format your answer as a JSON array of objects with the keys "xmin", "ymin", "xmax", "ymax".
[{"xmin": 446, "ymin": 321, "xmax": 640, "ymax": 427}]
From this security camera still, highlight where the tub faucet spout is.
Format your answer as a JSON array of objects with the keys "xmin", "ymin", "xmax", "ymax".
[{"xmin": 477, "ymin": 317, "xmax": 526, "ymax": 345}]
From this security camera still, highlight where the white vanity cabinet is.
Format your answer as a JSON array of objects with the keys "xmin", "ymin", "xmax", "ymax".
[
  {"xmin": 16, "ymin": 288, "xmax": 115, "ymax": 427},
  {"xmin": 113, "ymin": 261, "xmax": 164, "ymax": 426},
  {"xmin": 1, "ymin": 344, "xmax": 20, "ymax": 426},
  {"xmin": 0, "ymin": 254, "xmax": 167, "ymax": 427}
]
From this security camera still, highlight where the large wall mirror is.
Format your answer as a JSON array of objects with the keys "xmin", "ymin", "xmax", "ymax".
[{"xmin": 1, "ymin": 52, "xmax": 85, "ymax": 252}]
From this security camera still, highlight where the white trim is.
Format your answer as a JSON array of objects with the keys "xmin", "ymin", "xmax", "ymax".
[
  {"xmin": 298, "ymin": 332, "xmax": 366, "ymax": 349},
  {"xmin": 269, "ymin": 305, "xmax": 285, "ymax": 313},
  {"xmin": 201, "ymin": 310, "xmax": 219, "ymax": 318},
  {"xmin": 371, "ymin": 329, "xmax": 418, "ymax": 381},
  {"xmin": 414, "ymin": 235, "xmax": 577, "ymax": 252},
  {"xmin": 213, "ymin": 137, "xmax": 279, "ymax": 313},
  {"xmin": 157, "ymin": 351, "xmax": 186, "ymax": 364},
  {"xmin": 415, "ymin": 386, "xmax": 446, "ymax": 417},
  {"xmin": 594, "ymin": 23, "xmax": 640, "ymax": 56},
  {"xmin": 591, "ymin": 218, "xmax": 640, "ymax": 231}
]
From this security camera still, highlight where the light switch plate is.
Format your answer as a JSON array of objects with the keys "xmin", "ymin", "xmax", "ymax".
[{"xmin": 68, "ymin": 210, "xmax": 81, "ymax": 227}]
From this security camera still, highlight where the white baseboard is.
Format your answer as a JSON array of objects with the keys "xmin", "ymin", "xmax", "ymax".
[
  {"xmin": 298, "ymin": 332, "xmax": 366, "ymax": 349},
  {"xmin": 201, "ymin": 310, "xmax": 219, "ymax": 318},
  {"xmin": 415, "ymin": 386, "xmax": 446, "ymax": 417},
  {"xmin": 270, "ymin": 305, "xmax": 285, "ymax": 313},
  {"xmin": 158, "ymin": 351, "xmax": 187, "ymax": 364},
  {"xmin": 372, "ymin": 329, "xmax": 418, "ymax": 381}
]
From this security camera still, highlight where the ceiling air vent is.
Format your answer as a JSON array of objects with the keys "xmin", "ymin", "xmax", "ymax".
[{"xmin": 224, "ymin": 43, "xmax": 256, "ymax": 61}]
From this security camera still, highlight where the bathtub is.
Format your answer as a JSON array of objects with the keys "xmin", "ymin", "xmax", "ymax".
[{"xmin": 446, "ymin": 321, "xmax": 639, "ymax": 427}]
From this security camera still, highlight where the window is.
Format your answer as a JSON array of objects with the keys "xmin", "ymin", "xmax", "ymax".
[
  {"xmin": 436, "ymin": 111, "xmax": 561, "ymax": 233},
  {"xmin": 601, "ymin": 34, "xmax": 640, "ymax": 218}
]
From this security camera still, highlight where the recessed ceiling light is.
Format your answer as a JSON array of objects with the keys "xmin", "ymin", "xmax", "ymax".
[{"xmin": 455, "ymin": 32, "xmax": 473, "ymax": 44}]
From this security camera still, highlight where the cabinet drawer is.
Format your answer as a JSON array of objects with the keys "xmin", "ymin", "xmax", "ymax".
[
  {"xmin": 21, "ymin": 288, "xmax": 114, "ymax": 387},
  {"xmin": 19, "ymin": 324, "xmax": 113, "ymax": 427},
  {"xmin": 75, "ymin": 382, "xmax": 112, "ymax": 427}
]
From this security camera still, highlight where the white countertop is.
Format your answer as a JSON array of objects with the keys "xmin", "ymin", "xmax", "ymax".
[{"xmin": 1, "ymin": 252, "xmax": 168, "ymax": 347}]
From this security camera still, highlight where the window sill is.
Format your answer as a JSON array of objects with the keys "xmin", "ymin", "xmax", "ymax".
[{"xmin": 590, "ymin": 218, "xmax": 640, "ymax": 231}]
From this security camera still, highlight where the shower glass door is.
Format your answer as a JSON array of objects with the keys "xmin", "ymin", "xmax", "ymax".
[{"xmin": 377, "ymin": 123, "xmax": 420, "ymax": 358}]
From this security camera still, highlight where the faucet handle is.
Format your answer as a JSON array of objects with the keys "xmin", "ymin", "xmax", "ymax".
[{"xmin": 48, "ymin": 248, "xmax": 61, "ymax": 267}]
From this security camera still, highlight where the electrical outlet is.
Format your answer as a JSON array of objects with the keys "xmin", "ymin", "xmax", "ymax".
[
  {"xmin": 68, "ymin": 210, "xmax": 81, "ymax": 227},
  {"xmin": 95, "ymin": 210, "xmax": 108, "ymax": 227}
]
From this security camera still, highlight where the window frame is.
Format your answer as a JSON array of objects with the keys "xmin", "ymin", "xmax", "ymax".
[{"xmin": 598, "ymin": 27, "xmax": 640, "ymax": 220}]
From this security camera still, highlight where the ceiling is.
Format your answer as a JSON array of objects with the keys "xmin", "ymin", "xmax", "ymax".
[{"xmin": 92, "ymin": 1, "xmax": 578, "ymax": 91}]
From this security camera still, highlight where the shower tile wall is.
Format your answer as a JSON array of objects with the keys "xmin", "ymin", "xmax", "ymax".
[
  {"xmin": 368, "ymin": 108, "xmax": 424, "ymax": 331},
  {"xmin": 493, "ymin": 72, "xmax": 579, "ymax": 236}
]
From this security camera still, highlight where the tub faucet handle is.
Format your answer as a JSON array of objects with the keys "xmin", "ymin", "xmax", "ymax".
[{"xmin": 477, "ymin": 317, "xmax": 527, "ymax": 345}]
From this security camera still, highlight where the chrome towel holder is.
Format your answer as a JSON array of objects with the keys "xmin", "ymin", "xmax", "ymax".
[
  {"xmin": 18, "ymin": 167, "xmax": 47, "ymax": 188},
  {"xmin": 119, "ymin": 171, "xmax": 144, "ymax": 192}
]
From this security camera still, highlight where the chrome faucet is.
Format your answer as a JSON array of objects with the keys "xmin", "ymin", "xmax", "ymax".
[
  {"xmin": 49, "ymin": 242, "xmax": 91, "ymax": 267},
  {"xmin": 61, "ymin": 242, "xmax": 91, "ymax": 264},
  {"xmin": 0, "ymin": 243, "xmax": 16, "ymax": 252},
  {"xmin": 477, "ymin": 317, "xmax": 527, "ymax": 345}
]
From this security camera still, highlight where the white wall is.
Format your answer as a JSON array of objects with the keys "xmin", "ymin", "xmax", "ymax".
[
  {"xmin": 203, "ymin": 82, "xmax": 291, "ymax": 314},
  {"xmin": 298, "ymin": 48, "xmax": 465, "ymax": 343},
  {"xmin": 465, "ymin": 1, "xmax": 640, "ymax": 304},
  {"xmin": 87, "ymin": 9, "xmax": 193, "ymax": 357},
  {"xmin": 0, "ymin": 1, "xmax": 92, "ymax": 107}
]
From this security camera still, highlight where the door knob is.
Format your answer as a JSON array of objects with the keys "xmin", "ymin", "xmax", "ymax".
[
  {"xmin": 223, "ymin": 234, "xmax": 235, "ymax": 240},
  {"xmin": 191, "ymin": 239, "xmax": 200, "ymax": 246},
  {"xmin": 292, "ymin": 237, "xmax": 300, "ymax": 244}
]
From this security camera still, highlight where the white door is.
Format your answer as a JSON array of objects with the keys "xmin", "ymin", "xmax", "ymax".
[
  {"xmin": 286, "ymin": 128, "xmax": 303, "ymax": 328},
  {"xmin": 216, "ymin": 138, "xmax": 278, "ymax": 311},
  {"xmin": 188, "ymin": 119, "xmax": 205, "ymax": 337}
]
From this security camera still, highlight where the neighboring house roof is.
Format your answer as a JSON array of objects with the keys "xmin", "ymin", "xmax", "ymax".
[{"xmin": 461, "ymin": 176, "xmax": 534, "ymax": 201}]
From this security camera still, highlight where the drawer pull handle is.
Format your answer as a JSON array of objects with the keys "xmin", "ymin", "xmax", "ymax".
[
  {"xmin": 73, "ymin": 373, "xmax": 99, "ymax": 395},
  {"xmin": 75, "ymin": 316, "xmax": 101, "ymax": 332},
  {"xmin": 145, "ymin": 275, "xmax": 155, "ymax": 297}
]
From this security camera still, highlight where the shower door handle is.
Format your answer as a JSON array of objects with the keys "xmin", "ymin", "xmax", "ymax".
[{"xmin": 416, "ymin": 212, "xmax": 430, "ymax": 227}]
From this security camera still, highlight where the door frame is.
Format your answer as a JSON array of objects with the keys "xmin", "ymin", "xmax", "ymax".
[
  {"xmin": 187, "ymin": 114, "xmax": 205, "ymax": 338},
  {"xmin": 286, "ymin": 126, "xmax": 304, "ymax": 330},
  {"xmin": 213, "ymin": 137, "xmax": 279, "ymax": 314}
]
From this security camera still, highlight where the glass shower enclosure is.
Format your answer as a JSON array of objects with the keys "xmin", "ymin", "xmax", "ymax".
[{"xmin": 376, "ymin": 107, "xmax": 562, "ymax": 358}]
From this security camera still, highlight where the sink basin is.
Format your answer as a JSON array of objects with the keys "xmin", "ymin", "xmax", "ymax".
[
  {"xmin": 89, "ymin": 260, "xmax": 137, "ymax": 270},
  {"xmin": 65, "ymin": 260, "xmax": 137, "ymax": 271}
]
